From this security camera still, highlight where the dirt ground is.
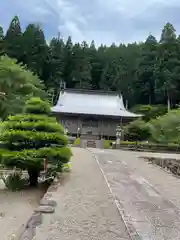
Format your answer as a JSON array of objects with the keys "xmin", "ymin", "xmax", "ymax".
[{"xmin": 0, "ymin": 179, "xmax": 45, "ymax": 240}]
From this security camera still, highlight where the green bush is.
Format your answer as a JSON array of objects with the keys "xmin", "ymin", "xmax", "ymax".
[
  {"xmin": 104, "ymin": 140, "xmax": 113, "ymax": 148},
  {"xmin": 0, "ymin": 97, "xmax": 72, "ymax": 187},
  {"xmin": 124, "ymin": 119, "xmax": 151, "ymax": 141},
  {"xmin": 74, "ymin": 138, "xmax": 80, "ymax": 145},
  {"xmin": 1, "ymin": 170, "xmax": 28, "ymax": 191},
  {"xmin": 148, "ymin": 109, "xmax": 180, "ymax": 143}
]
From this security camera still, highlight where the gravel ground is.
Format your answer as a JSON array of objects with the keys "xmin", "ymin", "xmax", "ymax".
[
  {"xmin": 0, "ymin": 180, "xmax": 45, "ymax": 240},
  {"xmin": 35, "ymin": 148, "xmax": 131, "ymax": 240},
  {"xmin": 90, "ymin": 149, "xmax": 180, "ymax": 239}
]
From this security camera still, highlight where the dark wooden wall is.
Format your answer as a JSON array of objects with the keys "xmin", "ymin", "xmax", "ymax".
[{"xmin": 56, "ymin": 114, "xmax": 132, "ymax": 138}]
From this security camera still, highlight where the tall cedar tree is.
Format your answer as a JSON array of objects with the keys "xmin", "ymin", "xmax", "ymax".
[
  {"xmin": 155, "ymin": 23, "xmax": 180, "ymax": 107},
  {"xmin": 137, "ymin": 35, "xmax": 157, "ymax": 104},
  {"xmin": 21, "ymin": 24, "xmax": 48, "ymax": 78},
  {"xmin": 4, "ymin": 16, "xmax": 22, "ymax": 61},
  {"xmin": 0, "ymin": 26, "xmax": 4, "ymax": 55}
]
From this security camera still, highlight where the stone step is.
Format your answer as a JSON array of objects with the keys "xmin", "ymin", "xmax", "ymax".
[{"xmin": 87, "ymin": 140, "xmax": 96, "ymax": 148}]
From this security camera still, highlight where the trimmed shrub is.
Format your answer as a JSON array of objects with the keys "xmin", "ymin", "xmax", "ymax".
[{"xmin": 0, "ymin": 97, "xmax": 72, "ymax": 187}]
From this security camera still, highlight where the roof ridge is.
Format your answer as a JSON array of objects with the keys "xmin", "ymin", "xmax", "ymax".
[{"xmin": 64, "ymin": 88, "xmax": 119, "ymax": 95}]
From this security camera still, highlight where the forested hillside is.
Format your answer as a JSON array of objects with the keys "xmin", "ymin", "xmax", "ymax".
[{"xmin": 1, "ymin": 16, "xmax": 180, "ymax": 107}]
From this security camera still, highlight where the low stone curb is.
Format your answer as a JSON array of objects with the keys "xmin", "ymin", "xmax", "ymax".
[{"xmin": 14, "ymin": 184, "xmax": 58, "ymax": 240}]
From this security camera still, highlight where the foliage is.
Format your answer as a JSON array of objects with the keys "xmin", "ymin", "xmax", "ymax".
[
  {"xmin": 4, "ymin": 16, "xmax": 22, "ymax": 60},
  {"xmin": 0, "ymin": 97, "xmax": 72, "ymax": 186},
  {"xmin": 0, "ymin": 168, "xmax": 28, "ymax": 191},
  {"xmin": 148, "ymin": 109, "xmax": 180, "ymax": 143},
  {"xmin": 74, "ymin": 138, "xmax": 81, "ymax": 145},
  {"xmin": 21, "ymin": 24, "xmax": 48, "ymax": 77},
  {"xmin": 0, "ymin": 56, "xmax": 46, "ymax": 119},
  {"xmin": 155, "ymin": 23, "xmax": 180, "ymax": 106},
  {"xmin": 104, "ymin": 140, "xmax": 113, "ymax": 149},
  {"xmin": 136, "ymin": 35, "xmax": 157, "ymax": 104},
  {"xmin": 2, "ymin": 17, "xmax": 180, "ymax": 108},
  {"xmin": 63, "ymin": 161, "xmax": 72, "ymax": 172},
  {"xmin": 119, "ymin": 141, "xmax": 180, "ymax": 152},
  {"xmin": 132, "ymin": 105, "xmax": 167, "ymax": 122},
  {"xmin": 124, "ymin": 119, "xmax": 151, "ymax": 141}
]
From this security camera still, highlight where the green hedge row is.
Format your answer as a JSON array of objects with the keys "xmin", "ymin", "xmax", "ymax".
[
  {"xmin": 116, "ymin": 141, "xmax": 180, "ymax": 152},
  {"xmin": 73, "ymin": 138, "xmax": 180, "ymax": 152},
  {"xmin": 104, "ymin": 140, "xmax": 180, "ymax": 151}
]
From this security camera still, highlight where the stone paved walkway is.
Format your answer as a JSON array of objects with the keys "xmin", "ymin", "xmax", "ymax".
[
  {"xmin": 35, "ymin": 148, "xmax": 131, "ymax": 240},
  {"xmin": 90, "ymin": 149, "xmax": 180, "ymax": 239}
]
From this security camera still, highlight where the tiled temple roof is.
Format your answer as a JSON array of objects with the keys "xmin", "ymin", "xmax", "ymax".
[{"xmin": 52, "ymin": 89, "xmax": 142, "ymax": 118}]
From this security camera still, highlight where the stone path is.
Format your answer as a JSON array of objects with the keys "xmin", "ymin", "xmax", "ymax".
[
  {"xmin": 35, "ymin": 148, "xmax": 131, "ymax": 240},
  {"xmin": 89, "ymin": 148, "xmax": 180, "ymax": 239}
]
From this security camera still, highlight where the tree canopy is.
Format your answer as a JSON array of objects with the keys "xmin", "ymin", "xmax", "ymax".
[
  {"xmin": 1, "ymin": 17, "xmax": 180, "ymax": 107},
  {"xmin": 0, "ymin": 55, "xmax": 46, "ymax": 119}
]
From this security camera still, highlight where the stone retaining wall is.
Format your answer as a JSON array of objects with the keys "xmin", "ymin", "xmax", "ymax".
[{"xmin": 141, "ymin": 156, "xmax": 180, "ymax": 177}]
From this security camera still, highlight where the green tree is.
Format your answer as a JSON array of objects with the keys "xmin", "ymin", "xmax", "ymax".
[
  {"xmin": 132, "ymin": 104, "xmax": 167, "ymax": 122},
  {"xmin": 47, "ymin": 36, "xmax": 65, "ymax": 88},
  {"xmin": 149, "ymin": 109, "xmax": 180, "ymax": 143},
  {"xmin": 21, "ymin": 24, "xmax": 48, "ymax": 78},
  {"xmin": 44, "ymin": 36, "xmax": 65, "ymax": 104},
  {"xmin": 155, "ymin": 23, "xmax": 180, "ymax": 108},
  {"xmin": 0, "ymin": 26, "xmax": 4, "ymax": 56},
  {"xmin": 71, "ymin": 41, "xmax": 92, "ymax": 89},
  {"xmin": 89, "ymin": 40, "xmax": 101, "ymax": 89},
  {"xmin": 137, "ymin": 35, "xmax": 157, "ymax": 104},
  {"xmin": 0, "ymin": 56, "xmax": 45, "ymax": 119},
  {"xmin": 63, "ymin": 36, "xmax": 74, "ymax": 87},
  {"xmin": 4, "ymin": 16, "xmax": 22, "ymax": 61},
  {"xmin": 4, "ymin": 17, "xmax": 180, "ymax": 109},
  {"xmin": 0, "ymin": 98, "xmax": 72, "ymax": 186}
]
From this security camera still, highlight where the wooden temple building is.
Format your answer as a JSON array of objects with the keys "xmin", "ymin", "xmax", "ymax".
[{"xmin": 52, "ymin": 88, "xmax": 141, "ymax": 140}]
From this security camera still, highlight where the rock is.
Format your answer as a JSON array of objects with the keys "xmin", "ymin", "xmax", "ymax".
[
  {"xmin": 43, "ymin": 193, "xmax": 52, "ymax": 199},
  {"xmin": 35, "ymin": 206, "xmax": 55, "ymax": 214},
  {"xmin": 40, "ymin": 199, "xmax": 57, "ymax": 207},
  {"xmin": 26, "ymin": 212, "xmax": 42, "ymax": 228}
]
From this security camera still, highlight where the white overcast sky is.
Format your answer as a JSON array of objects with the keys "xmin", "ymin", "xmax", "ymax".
[{"xmin": 1, "ymin": 0, "xmax": 180, "ymax": 45}]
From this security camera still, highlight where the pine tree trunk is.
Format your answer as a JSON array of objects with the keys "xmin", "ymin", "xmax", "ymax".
[
  {"xmin": 167, "ymin": 92, "xmax": 171, "ymax": 112},
  {"xmin": 149, "ymin": 95, "xmax": 151, "ymax": 105},
  {"xmin": 28, "ymin": 169, "xmax": 39, "ymax": 187}
]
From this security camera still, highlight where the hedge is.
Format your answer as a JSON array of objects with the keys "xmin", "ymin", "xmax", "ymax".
[
  {"xmin": 116, "ymin": 141, "xmax": 180, "ymax": 152},
  {"xmin": 73, "ymin": 138, "xmax": 180, "ymax": 152},
  {"xmin": 74, "ymin": 138, "xmax": 81, "ymax": 145}
]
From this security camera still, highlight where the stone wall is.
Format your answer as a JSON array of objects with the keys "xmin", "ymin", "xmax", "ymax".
[{"xmin": 142, "ymin": 156, "xmax": 180, "ymax": 177}]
